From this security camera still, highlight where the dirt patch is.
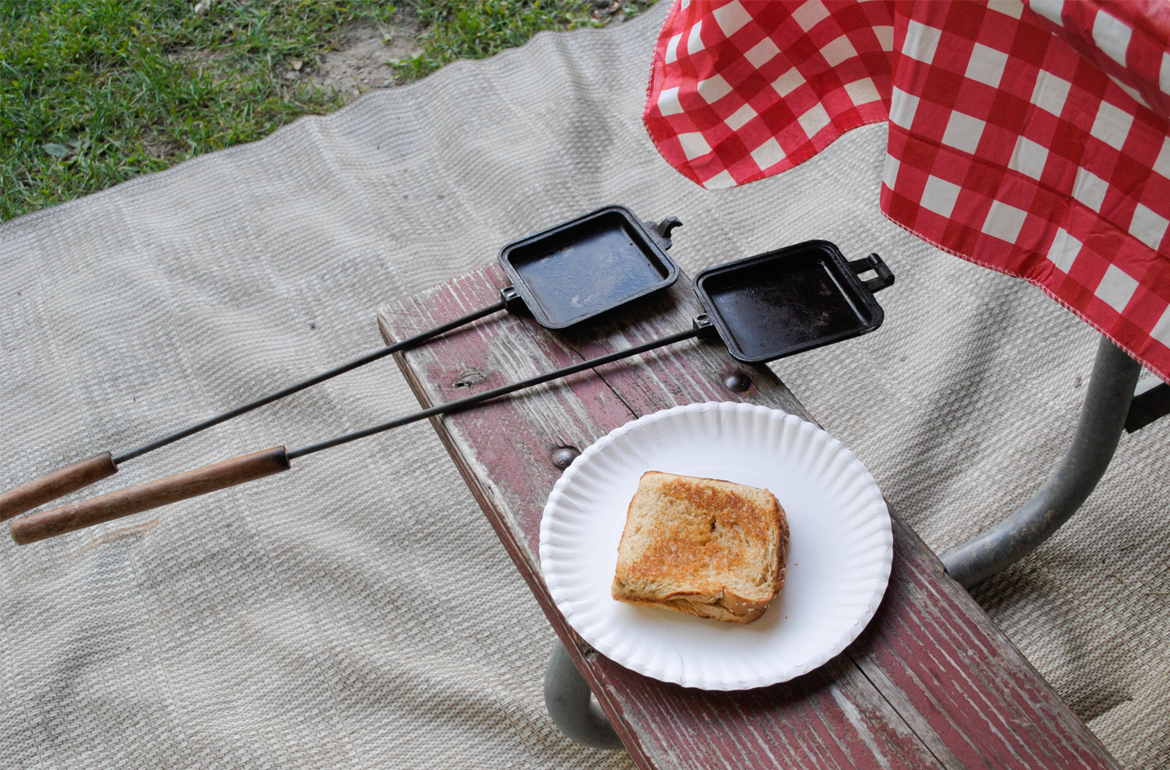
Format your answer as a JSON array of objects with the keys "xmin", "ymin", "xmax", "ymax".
[
  {"xmin": 304, "ymin": 21, "xmax": 422, "ymax": 100},
  {"xmin": 144, "ymin": 133, "xmax": 184, "ymax": 160},
  {"xmin": 167, "ymin": 46, "xmax": 232, "ymax": 67}
]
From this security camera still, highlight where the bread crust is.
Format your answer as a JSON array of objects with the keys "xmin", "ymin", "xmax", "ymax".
[{"xmin": 611, "ymin": 472, "xmax": 788, "ymax": 623}]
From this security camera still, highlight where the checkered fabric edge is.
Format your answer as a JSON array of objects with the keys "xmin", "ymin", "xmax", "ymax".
[
  {"xmin": 643, "ymin": 0, "xmax": 896, "ymax": 191},
  {"xmin": 643, "ymin": 0, "xmax": 1170, "ymax": 383},
  {"xmin": 888, "ymin": 0, "xmax": 1170, "ymax": 381}
]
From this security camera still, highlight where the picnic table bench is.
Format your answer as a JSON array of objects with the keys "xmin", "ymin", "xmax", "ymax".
[{"xmin": 378, "ymin": 263, "xmax": 1120, "ymax": 770}]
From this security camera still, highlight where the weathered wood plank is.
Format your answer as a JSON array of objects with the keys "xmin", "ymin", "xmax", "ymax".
[
  {"xmin": 378, "ymin": 263, "xmax": 1118, "ymax": 770},
  {"xmin": 845, "ymin": 521, "xmax": 1119, "ymax": 769}
]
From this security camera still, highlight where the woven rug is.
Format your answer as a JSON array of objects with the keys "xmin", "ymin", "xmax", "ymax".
[{"xmin": 1, "ymin": 4, "xmax": 1166, "ymax": 767}]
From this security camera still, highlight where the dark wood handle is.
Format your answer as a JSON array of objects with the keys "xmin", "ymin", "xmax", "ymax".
[
  {"xmin": 10, "ymin": 447, "xmax": 291, "ymax": 545},
  {"xmin": 0, "ymin": 453, "xmax": 119, "ymax": 521}
]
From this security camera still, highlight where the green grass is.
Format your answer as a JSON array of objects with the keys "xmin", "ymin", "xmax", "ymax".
[
  {"xmin": 400, "ymin": 1, "xmax": 646, "ymax": 79},
  {"xmin": 0, "ymin": 1, "xmax": 653, "ymax": 222}
]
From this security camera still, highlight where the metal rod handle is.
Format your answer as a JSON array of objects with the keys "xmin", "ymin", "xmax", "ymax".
[
  {"xmin": 10, "ymin": 448, "xmax": 291, "ymax": 545},
  {"xmin": 287, "ymin": 326, "xmax": 703, "ymax": 460},
  {"xmin": 115, "ymin": 300, "xmax": 507, "ymax": 464},
  {"xmin": 0, "ymin": 302, "xmax": 506, "ymax": 518},
  {"xmin": 9, "ymin": 326, "xmax": 703, "ymax": 544}
]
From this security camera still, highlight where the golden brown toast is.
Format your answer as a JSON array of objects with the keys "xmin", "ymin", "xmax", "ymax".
[{"xmin": 611, "ymin": 471, "xmax": 788, "ymax": 623}]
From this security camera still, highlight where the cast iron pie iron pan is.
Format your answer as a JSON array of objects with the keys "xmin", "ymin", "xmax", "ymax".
[
  {"xmin": 0, "ymin": 206, "xmax": 682, "ymax": 520},
  {"xmin": 694, "ymin": 240, "xmax": 894, "ymax": 362},
  {"xmin": 9, "ymin": 239, "xmax": 893, "ymax": 546},
  {"xmin": 499, "ymin": 205, "xmax": 680, "ymax": 329}
]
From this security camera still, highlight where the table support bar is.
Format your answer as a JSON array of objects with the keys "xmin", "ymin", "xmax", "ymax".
[
  {"xmin": 941, "ymin": 336, "xmax": 1141, "ymax": 588},
  {"xmin": 543, "ymin": 642, "xmax": 623, "ymax": 751}
]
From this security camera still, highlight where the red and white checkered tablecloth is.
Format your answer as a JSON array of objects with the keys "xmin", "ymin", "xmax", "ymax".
[{"xmin": 644, "ymin": 0, "xmax": 1170, "ymax": 383}]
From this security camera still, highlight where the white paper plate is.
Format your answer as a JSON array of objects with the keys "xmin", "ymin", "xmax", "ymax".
[{"xmin": 539, "ymin": 402, "xmax": 892, "ymax": 690}]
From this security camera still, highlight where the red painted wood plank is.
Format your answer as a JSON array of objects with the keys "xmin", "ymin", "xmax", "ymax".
[
  {"xmin": 378, "ymin": 264, "xmax": 1118, "ymax": 770},
  {"xmin": 846, "ymin": 524, "xmax": 1119, "ymax": 769}
]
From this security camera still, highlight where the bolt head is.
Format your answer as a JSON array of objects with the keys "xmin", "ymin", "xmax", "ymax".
[
  {"xmin": 723, "ymin": 372, "xmax": 752, "ymax": 392},
  {"xmin": 550, "ymin": 446, "xmax": 580, "ymax": 469}
]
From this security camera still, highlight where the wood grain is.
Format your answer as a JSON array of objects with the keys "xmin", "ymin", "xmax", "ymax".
[
  {"xmin": 10, "ymin": 447, "xmax": 290, "ymax": 545},
  {"xmin": 378, "ymin": 264, "xmax": 1119, "ymax": 770},
  {"xmin": 0, "ymin": 452, "xmax": 118, "ymax": 520}
]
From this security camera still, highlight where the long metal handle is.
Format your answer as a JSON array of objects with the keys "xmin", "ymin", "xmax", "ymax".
[
  {"xmin": 114, "ymin": 300, "xmax": 508, "ymax": 463},
  {"xmin": 10, "ymin": 326, "xmax": 703, "ymax": 544},
  {"xmin": 0, "ymin": 300, "xmax": 507, "ymax": 517},
  {"xmin": 287, "ymin": 326, "xmax": 703, "ymax": 459},
  {"xmin": 10, "ymin": 448, "xmax": 291, "ymax": 545}
]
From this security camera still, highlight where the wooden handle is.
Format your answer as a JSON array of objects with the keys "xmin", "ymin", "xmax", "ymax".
[
  {"xmin": 0, "ymin": 453, "xmax": 118, "ymax": 521},
  {"xmin": 10, "ymin": 447, "xmax": 290, "ymax": 545}
]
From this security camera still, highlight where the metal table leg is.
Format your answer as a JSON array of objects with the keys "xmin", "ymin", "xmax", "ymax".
[
  {"xmin": 941, "ymin": 336, "xmax": 1142, "ymax": 588},
  {"xmin": 543, "ymin": 641, "xmax": 624, "ymax": 750}
]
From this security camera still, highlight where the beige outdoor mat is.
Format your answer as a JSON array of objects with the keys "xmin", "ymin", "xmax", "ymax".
[{"xmin": 1, "ymin": 3, "xmax": 1166, "ymax": 767}]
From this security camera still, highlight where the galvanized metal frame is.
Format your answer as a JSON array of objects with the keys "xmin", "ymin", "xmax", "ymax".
[
  {"xmin": 941, "ymin": 337, "xmax": 1142, "ymax": 588},
  {"xmin": 543, "ymin": 642, "xmax": 623, "ymax": 750}
]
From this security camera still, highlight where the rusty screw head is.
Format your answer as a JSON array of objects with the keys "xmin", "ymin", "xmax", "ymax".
[
  {"xmin": 551, "ymin": 446, "xmax": 580, "ymax": 469},
  {"xmin": 723, "ymin": 372, "xmax": 752, "ymax": 392}
]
